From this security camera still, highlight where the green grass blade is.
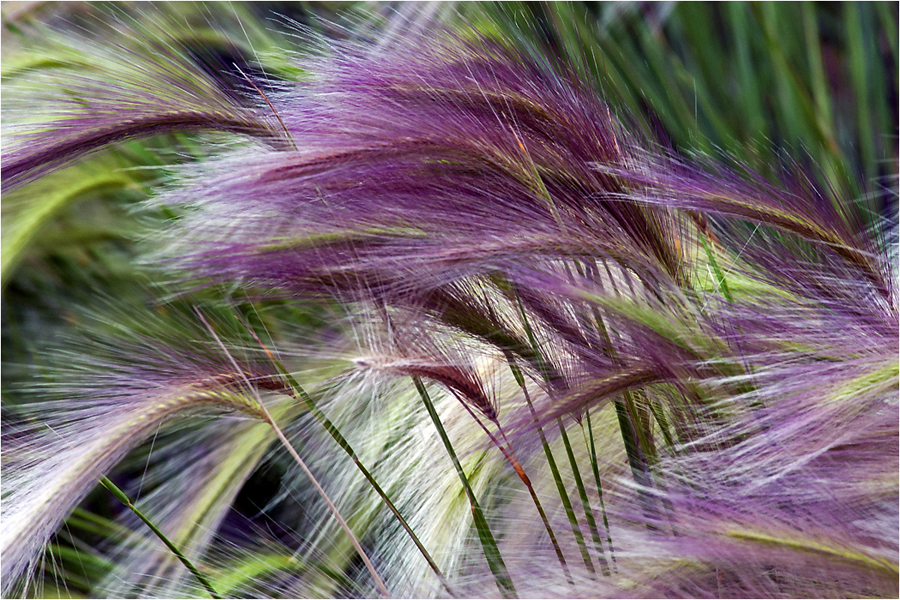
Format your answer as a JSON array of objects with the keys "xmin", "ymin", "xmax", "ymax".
[
  {"xmin": 557, "ymin": 418, "xmax": 609, "ymax": 575},
  {"xmin": 699, "ymin": 233, "xmax": 733, "ymax": 303},
  {"xmin": 211, "ymin": 553, "xmax": 299, "ymax": 597},
  {"xmin": 726, "ymin": 3, "xmax": 767, "ymax": 159},
  {"xmin": 876, "ymin": 2, "xmax": 899, "ymax": 71},
  {"xmin": 585, "ymin": 262, "xmax": 662, "ymax": 524},
  {"xmin": 243, "ymin": 328, "xmax": 454, "ymax": 595},
  {"xmin": 583, "ymin": 412, "xmax": 616, "ymax": 571},
  {"xmin": 512, "ymin": 290, "xmax": 597, "ymax": 576},
  {"xmin": 1, "ymin": 174, "xmax": 134, "ymax": 289},
  {"xmin": 412, "ymin": 377, "xmax": 516, "ymax": 598},
  {"xmin": 199, "ymin": 310, "xmax": 389, "ymax": 598},
  {"xmin": 647, "ymin": 400, "xmax": 676, "ymax": 453},
  {"xmin": 845, "ymin": 3, "xmax": 875, "ymax": 183},
  {"xmin": 99, "ymin": 477, "xmax": 221, "ymax": 599},
  {"xmin": 507, "ymin": 357, "xmax": 585, "ymax": 581}
]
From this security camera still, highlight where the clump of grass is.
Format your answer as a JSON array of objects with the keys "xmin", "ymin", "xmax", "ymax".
[{"xmin": 2, "ymin": 3, "xmax": 896, "ymax": 599}]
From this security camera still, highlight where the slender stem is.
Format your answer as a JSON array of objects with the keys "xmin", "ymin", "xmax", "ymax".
[
  {"xmin": 582, "ymin": 412, "xmax": 616, "ymax": 571},
  {"xmin": 592, "ymin": 260, "xmax": 661, "ymax": 525},
  {"xmin": 509, "ymin": 291, "xmax": 598, "ymax": 576},
  {"xmin": 557, "ymin": 419, "xmax": 609, "ymax": 576},
  {"xmin": 242, "ymin": 326, "xmax": 455, "ymax": 596},
  {"xmin": 413, "ymin": 377, "xmax": 517, "ymax": 598},
  {"xmin": 647, "ymin": 400, "xmax": 676, "ymax": 452},
  {"xmin": 571, "ymin": 261, "xmax": 619, "ymax": 568},
  {"xmin": 99, "ymin": 477, "xmax": 221, "ymax": 600},
  {"xmin": 263, "ymin": 413, "xmax": 390, "ymax": 597},
  {"xmin": 457, "ymin": 398, "xmax": 572, "ymax": 584},
  {"xmin": 507, "ymin": 357, "xmax": 589, "ymax": 580},
  {"xmin": 198, "ymin": 310, "xmax": 389, "ymax": 597},
  {"xmin": 236, "ymin": 66, "xmax": 297, "ymax": 150}
]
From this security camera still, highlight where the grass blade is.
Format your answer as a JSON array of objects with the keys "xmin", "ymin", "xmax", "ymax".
[
  {"xmin": 583, "ymin": 411, "xmax": 616, "ymax": 571},
  {"xmin": 511, "ymin": 289, "xmax": 598, "ymax": 576},
  {"xmin": 99, "ymin": 477, "xmax": 221, "ymax": 600},
  {"xmin": 198, "ymin": 310, "xmax": 390, "ymax": 598},
  {"xmin": 412, "ymin": 377, "xmax": 516, "ymax": 598},
  {"xmin": 556, "ymin": 419, "xmax": 609, "ymax": 575},
  {"xmin": 241, "ymin": 325, "xmax": 455, "ymax": 595}
]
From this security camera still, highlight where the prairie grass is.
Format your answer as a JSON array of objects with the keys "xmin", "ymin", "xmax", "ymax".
[{"xmin": 1, "ymin": 2, "xmax": 897, "ymax": 598}]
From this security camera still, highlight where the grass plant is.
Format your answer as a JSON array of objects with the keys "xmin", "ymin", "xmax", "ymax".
[{"xmin": 2, "ymin": 2, "xmax": 897, "ymax": 598}]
